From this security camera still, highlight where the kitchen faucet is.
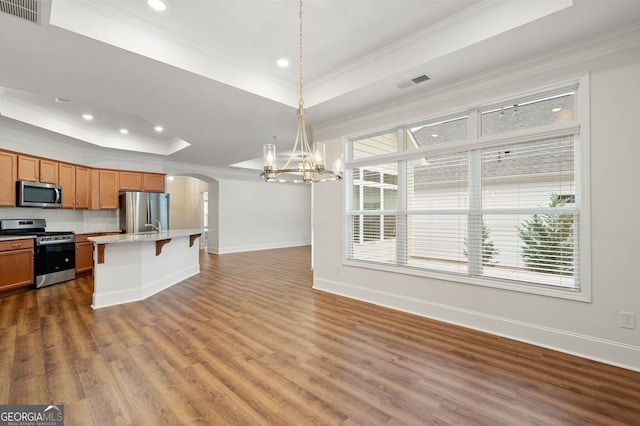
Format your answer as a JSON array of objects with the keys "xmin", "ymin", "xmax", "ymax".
[{"xmin": 144, "ymin": 219, "xmax": 161, "ymax": 233}]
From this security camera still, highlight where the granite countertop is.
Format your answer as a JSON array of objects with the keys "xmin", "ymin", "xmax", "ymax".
[
  {"xmin": 87, "ymin": 229, "xmax": 203, "ymax": 244},
  {"xmin": 0, "ymin": 230, "xmax": 122, "ymax": 241},
  {"xmin": 74, "ymin": 230, "xmax": 122, "ymax": 236},
  {"xmin": 0, "ymin": 235, "xmax": 36, "ymax": 242}
]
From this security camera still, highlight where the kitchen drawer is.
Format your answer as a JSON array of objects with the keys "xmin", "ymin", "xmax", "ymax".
[{"xmin": 0, "ymin": 239, "xmax": 34, "ymax": 252}]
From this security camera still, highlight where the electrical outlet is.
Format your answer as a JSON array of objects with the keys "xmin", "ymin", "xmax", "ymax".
[
  {"xmin": 334, "ymin": 265, "xmax": 342, "ymax": 275},
  {"xmin": 619, "ymin": 312, "xmax": 636, "ymax": 330}
]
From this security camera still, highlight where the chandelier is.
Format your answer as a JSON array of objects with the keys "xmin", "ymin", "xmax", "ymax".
[{"xmin": 260, "ymin": 0, "xmax": 343, "ymax": 184}]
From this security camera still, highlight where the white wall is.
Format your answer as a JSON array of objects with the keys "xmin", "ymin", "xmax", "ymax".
[
  {"xmin": 213, "ymin": 178, "xmax": 311, "ymax": 254},
  {"xmin": 166, "ymin": 176, "xmax": 208, "ymax": 230},
  {"xmin": 312, "ymin": 27, "xmax": 640, "ymax": 371},
  {"xmin": 160, "ymin": 166, "xmax": 312, "ymax": 255}
]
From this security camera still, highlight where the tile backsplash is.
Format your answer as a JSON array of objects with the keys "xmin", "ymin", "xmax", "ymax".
[{"xmin": 0, "ymin": 208, "xmax": 119, "ymax": 234}]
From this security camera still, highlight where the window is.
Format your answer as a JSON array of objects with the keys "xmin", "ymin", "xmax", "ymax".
[
  {"xmin": 352, "ymin": 130, "xmax": 398, "ymax": 159},
  {"xmin": 345, "ymin": 83, "xmax": 588, "ymax": 299}
]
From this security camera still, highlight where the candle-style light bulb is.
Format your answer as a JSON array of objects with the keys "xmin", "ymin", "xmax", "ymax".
[
  {"xmin": 263, "ymin": 144, "xmax": 276, "ymax": 170},
  {"xmin": 333, "ymin": 152, "xmax": 344, "ymax": 174},
  {"xmin": 312, "ymin": 142, "xmax": 325, "ymax": 169}
]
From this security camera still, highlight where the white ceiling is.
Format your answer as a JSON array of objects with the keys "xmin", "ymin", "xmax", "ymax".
[{"xmin": 1, "ymin": 0, "xmax": 639, "ymax": 173}]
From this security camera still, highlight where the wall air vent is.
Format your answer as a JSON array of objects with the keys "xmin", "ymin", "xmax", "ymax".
[
  {"xmin": 397, "ymin": 74, "xmax": 431, "ymax": 89},
  {"xmin": 0, "ymin": 0, "xmax": 40, "ymax": 24}
]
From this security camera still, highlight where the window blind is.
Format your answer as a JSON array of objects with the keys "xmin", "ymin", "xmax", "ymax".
[{"xmin": 346, "ymin": 85, "xmax": 584, "ymax": 294}]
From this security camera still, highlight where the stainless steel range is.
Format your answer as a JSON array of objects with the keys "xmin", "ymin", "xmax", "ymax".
[{"xmin": 0, "ymin": 219, "xmax": 75, "ymax": 288}]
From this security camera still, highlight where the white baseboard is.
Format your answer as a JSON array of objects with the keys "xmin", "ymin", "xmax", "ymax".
[
  {"xmin": 313, "ymin": 278, "xmax": 640, "ymax": 373},
  {"xmin": 208, "ymin": 240, "xmax": 310, "ymax": 255}
]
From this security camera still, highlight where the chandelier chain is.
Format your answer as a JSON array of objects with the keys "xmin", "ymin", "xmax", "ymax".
[{"xmin": 298, "ymin": 0, "xmax": 304, "ymax": 108}]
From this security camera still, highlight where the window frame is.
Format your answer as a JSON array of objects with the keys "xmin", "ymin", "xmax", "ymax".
[{"xmin": 343, "ymin": 76, "xmax": 591, "ymax": 302}]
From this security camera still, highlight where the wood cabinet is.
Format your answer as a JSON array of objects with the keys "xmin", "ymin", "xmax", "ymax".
[
  {"xmin": 59, "ymin": 163, "xmax": 76, "ymax": 208},
  {"xmin": 40, "ymin": 159, "xmax": 59, "ymax": 184},
  {"xmin": 119, "ymin": 171, "xmax": 142, "ymax": 191},
  {"xmin": 75, "ymin": 166, "xmax": 91, "ymax": 209},
  {"xmin": 92, "ymin": 169, "xmax": 119, "ymax": 210},
  {"xmin": 17, "ymin": 155, "xmax": 58, "ymax": 184},
  {"xmin": 119, "ymin": 171, "xmax": 165, "ymax": 192},
  {"xmin": 60, "ymin": 164, "xmax": 91, "ymax": 209},
  {"xmin": 75, "ymin": 234, "xmax": 96, "ymax": 275},
  {"xmin": 0, "ymin": 151, "xmax": 17, "ymax": 207},
  {"xmin": 16, "ymin": 155, "xmax": 39, "ymax": 182},
  {"xmin": 0, "ymin": 239, "xmax": 34, "ymax": 292},
  {"xmin": 1, "ymin": 149, "xmax": 163, "ymax": 211},
  {"xmin": 75, "ymin": 232, "xmax": 120, "ymax": 275},
  {"xmin": 143, "ymin": 173, "xmax": 165, "ymax": 192}
]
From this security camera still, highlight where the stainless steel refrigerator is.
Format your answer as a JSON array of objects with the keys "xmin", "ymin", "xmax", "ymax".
[{"xmin": 119, "ymin": 192, "xmax": 170, "ymax": 233}]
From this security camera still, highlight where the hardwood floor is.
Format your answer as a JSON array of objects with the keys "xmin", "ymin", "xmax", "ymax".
[{"xmin": 1, "ymin": 246, "xmax": 639, "ymax": 425}]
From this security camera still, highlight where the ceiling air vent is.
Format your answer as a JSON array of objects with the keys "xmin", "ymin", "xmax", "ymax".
[
  {"xmin": 397, "ymin": 74, "xmax": 431, "ymax": 89},
  {"xmin": 0, "ymin": 0, "xmax": 40, "ymax": 24}
]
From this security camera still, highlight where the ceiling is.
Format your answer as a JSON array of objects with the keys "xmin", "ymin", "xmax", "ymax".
[{"xmin": 1, "ymin": 0, "xmax": 639, "ymax": 174}]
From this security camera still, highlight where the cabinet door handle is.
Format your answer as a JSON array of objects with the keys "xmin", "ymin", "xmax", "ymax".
[{"xmin": 10, "ymin": 243, "xmax": 22, "ymax": 247}]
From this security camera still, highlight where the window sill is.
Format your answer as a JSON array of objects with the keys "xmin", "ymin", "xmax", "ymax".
[{"xmin": 343, "ymin": 259, "xmax": 591, "ymax": 302}]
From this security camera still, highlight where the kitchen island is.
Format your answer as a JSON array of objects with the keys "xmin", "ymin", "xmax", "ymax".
[{"xmin": 88, "ymin": 229, "xmax": 202, "ymax": 309}]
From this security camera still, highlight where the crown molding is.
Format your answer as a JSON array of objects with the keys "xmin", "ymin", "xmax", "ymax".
[{"xmin": 313, "ymin": 22, "xmax": 640, "ymax": 140}]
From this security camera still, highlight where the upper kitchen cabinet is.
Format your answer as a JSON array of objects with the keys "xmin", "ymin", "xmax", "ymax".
[
  {"xmin": 91, "ymin": 169, "xmax": 119, "ymax": 209},
  {"xmin": 59, "ymin": 163, "xmax": 91, "ymax": 209},
  {"xmin": 40, "ymin": 159, "xmax": 59, "ymax": 184},
  {"xmin": 16, "ymin": 155, "xmax": 38, "ymax": 182},
  {"xmin": 0, "ymin": 151, "xmax": 17, "ymax": 207},
  {"xmin": 17, "ymin": 155, "xmax": 59, "ymax": 184},
  {"xmin": 143, "ymin": 173, "xmax": 165, "ymax": 192},
  {"xmin": 59, "ymin": 163, "xmax": 75, "ymax": 208},
  {"xmin": 119, "ymin": 171, "xmax": 142, "ymax": 191},
  {"xmin": 75, "ymin": 166, "xmax": 91, "ymax": 209},
  {"xmin": 119, "ymin": 171, "xmax": 165, "ymax": 192}
]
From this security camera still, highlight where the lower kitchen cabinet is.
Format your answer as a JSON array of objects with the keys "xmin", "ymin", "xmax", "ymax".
[
  {"xmin": 0, "ymin": 239, "xmax": 34, "ymax": 292},
  {"xmin": 75, "ymin": 234, "xmax": 97, "ymax": 275},
  {"xmin": 76, "ymin": 233, "xmax": 120, "ymax": 275}
]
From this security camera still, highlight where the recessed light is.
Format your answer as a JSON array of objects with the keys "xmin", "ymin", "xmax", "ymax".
[
  {"xmin": 154, "ymin": 125, "xmax": 164, "ymax": 132},
  {"xmin": 147, "ymin": 0, "xmax": 167, "ymax": 11},
  {"xmin": 119, "ymin": 128, "xmax": 129, "ymax": 134},
  {"xmin": 431, "ymin": 134, "xmax": 439, "ymax": 138},
  {"xmin": 552, "ymin": 107, "xmax": 562, "ymax": 112},
  {"xmin": 277, "ymin": 58, "xmax": 289, "ymax": 68},
  {"xmin": 82, "ymin": 114, "xmax": 93, "ymax": 121}
]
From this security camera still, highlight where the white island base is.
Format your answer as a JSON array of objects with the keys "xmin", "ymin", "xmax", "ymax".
[{"xmin": 89, "ymin": 230, "xmax": 202, "ymax": 309}]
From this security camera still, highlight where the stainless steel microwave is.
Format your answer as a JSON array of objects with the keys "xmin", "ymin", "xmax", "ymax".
[{"xmin": 16, "ymin": 181, "xmax": 62, "ymax": 208}]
